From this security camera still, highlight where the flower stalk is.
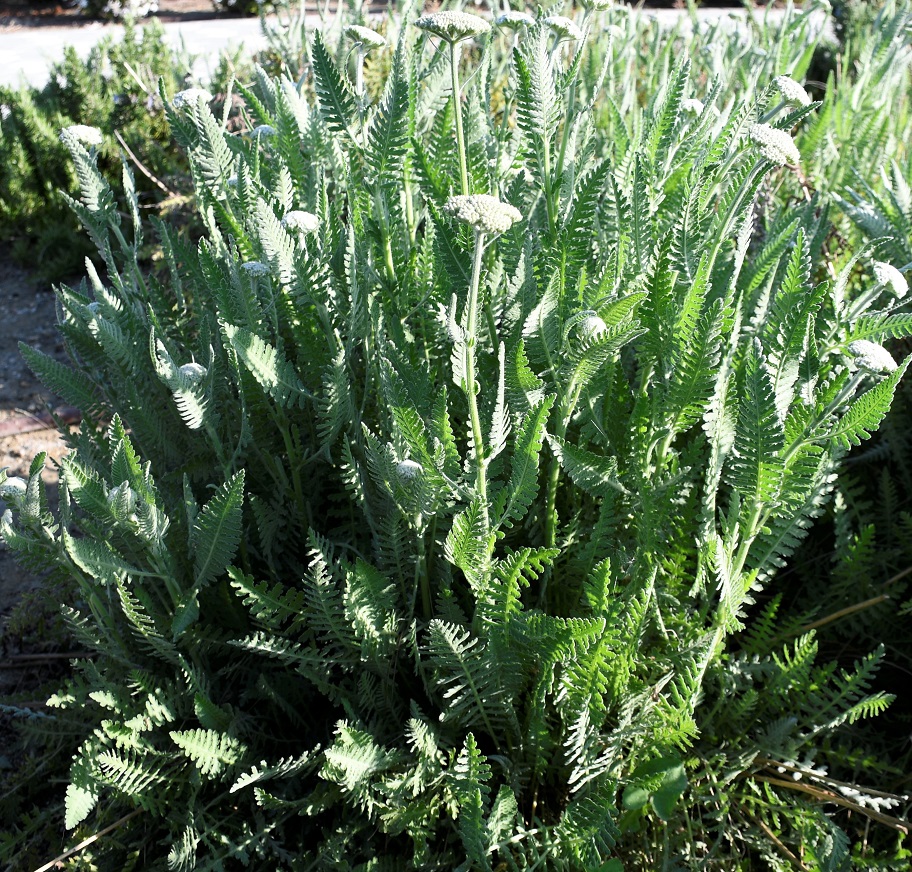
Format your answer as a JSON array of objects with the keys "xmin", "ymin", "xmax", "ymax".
[
  {"xmin": 465, "ymin": 230, "xmax": 490, "ymax": 523},
  {"xmin": 450, "ymin": 40, "xmax": 470, "ymax": 196}
]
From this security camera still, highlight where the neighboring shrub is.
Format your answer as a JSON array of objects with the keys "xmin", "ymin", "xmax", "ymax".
[
  {"xmin": 75, "ymin": 0, "xmax": 159, "ymax": 21},
  {"xmin": 0, "ymin": 20, "xmax": 194, "ymax": 281},
  {"xmin": 211, "ymin": 0, "xmax": 266, "ymax": 15},
  {"xmin": 2, "ymin": 3, "xmax": 911, "ymax": 869},
  {"xmin": 831, "ymin": 0, "xmax": 892, "ymax": 45}
]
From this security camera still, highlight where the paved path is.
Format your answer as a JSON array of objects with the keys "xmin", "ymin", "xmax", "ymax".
[{"xmin": 0, "ymin": 7, "xmax": 826, "ymax": 90}]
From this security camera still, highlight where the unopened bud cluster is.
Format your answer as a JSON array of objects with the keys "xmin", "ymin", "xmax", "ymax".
[
  {"xmin": 848, "ymin": 340, "xmax": 898, "ymax": 374},
  {"xmin": 873, "ymin": 261, "xmax": 908, "ymax": 299},
  {"xmin": 495, "ymin": 11, "xmax": 534, "ymax": 30},
  {"xmin": 579, "ymin": 313, "xmax": 608, "ymax": 339},
  {"xmin": 242, "ymin": 261, "xmax": 270, "ymax": 277},
  {"xmin": 179, "ymin": 362, "xmax": 207, "ymax": 385},
  {"xmin": 60, "ymin": 125, "xmax": 103, "ymax": 146},
  {"xmin": 773, "ymin": 75, "xmax": 812, "ymax": 107},
  {"xmin": 545, "ymin": 16, "xmax": 584, "ymax": 42},
  {"xmin": 0, "ymin": 476, "xmax": 27, "ymax": 502},
  {"xmin": 344, "ymin": 24, "xmax": 387, "ymax": 49},
  {"xmin": 443, "ymin": 194, "xmax": 522, "ymax": 236},
  {"xmin": 282, "ymin": 210, "xmax": 320, "ymax": 234},
  {"xmin": 397, "ymin": 459, "xmax": 423, "ymax": 480},
  {"xmin": 172, "ymin": 88, "xmax": 213, "ymax": 109},
  {"xmin": 414, "ymin": 11, "xmax": 491, "ymax": 43},
  {"xmin": 107, "ymin": 483, "xmax": 137, "ymax": 516},
  {"xmin": 748, "ymin": 123, "xmax": 800, "ymax": 166}
]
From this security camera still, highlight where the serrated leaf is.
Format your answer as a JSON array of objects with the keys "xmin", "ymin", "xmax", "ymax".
[
  {"xmin": 65, "ymin": 781, "xmax": 98, "ymax": 830},
  {"xmin": 828, "ymin": 355, "xmax": 912, "ymax": 449},
  {"xmin": 224, "ymin": 323, "xmax": 310, "ymax": 407},
  {"xmin": 500, "ymin": 395, "xmax": 555, "ymax": 528},
  {"xmin": 312, "ymin": 31, "xmax": 357, "ymax": 143},
  {"xmin": 192, "ymin": 470, "xmax": 245, "ymax": 588}
]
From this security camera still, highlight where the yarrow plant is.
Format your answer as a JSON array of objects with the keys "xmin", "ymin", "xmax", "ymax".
[
  {"xmin": 849, "ymin": 339, "xmax": 900, "ymax": 373},
  {"xmin": 172, "ymin": 87, "xmax": 213, "ymax": 109},
  {"xmin": 343, "ymin": 24, "xmax": 387, "ymax": 50},
  {"xmin": 496, "ymin": 11, "xmax": 535, "ymax": 31},
  {"xmin": 59, "ymin": 124, "xmax": 104, "ymax": 146},
  {"xmin": 774, "ymin": 73, "xmax": 813, "ymax": 106},
  {"xmin": 873, "ymin": 260, "xmax": 908, "ymax": 299},
  {"xmin": 749, "ymin": 121, "xmax": 802, "ymax": 165},
  {"xmin": 281, "ymin": 209, "xmax": 320, "ymax": 233},
  {"xmin": 414, "ymin": 10, "xmax": 491, "ymax": 43},
  {"xmin": 3, "ymin": 2, "xmax": 912, "ymax": 870},
  {"xmin": 544, "ymin": 15, "xmax": 585, "ymax": 43},
  {"xmin": 442, "ymin": 193, "xmax": 523, "ymax": 235}
]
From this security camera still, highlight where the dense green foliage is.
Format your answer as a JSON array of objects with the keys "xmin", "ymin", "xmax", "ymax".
[
  {"xmin": 2, "ymin": 1, "xmax": 911, "ymax": 869},
  {"xmin": 0, "ymin": 21, "xmax": 205, "ymax": 281}
]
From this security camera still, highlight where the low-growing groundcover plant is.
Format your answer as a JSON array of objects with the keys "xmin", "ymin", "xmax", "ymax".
[{"xmin": 2, "ymin": 2, "xmax": 911, "ymax": 869}]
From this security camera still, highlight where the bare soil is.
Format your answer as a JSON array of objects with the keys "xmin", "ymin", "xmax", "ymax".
[{"xmin": 0, "ymin": 261, "xmax": 72, "ymax": 695}]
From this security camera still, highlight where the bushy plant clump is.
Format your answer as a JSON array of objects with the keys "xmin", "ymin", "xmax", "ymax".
[
  {"xmin": 0, "ymin": 21, "xmax": 204, "ymax": 281},
  {"xmin": 2, "ymin": 1, "xmax": 911, "ymax": 869},
  {"xmin": 75, "ymin": 0, "xmax": 159, "ymax": 21}
]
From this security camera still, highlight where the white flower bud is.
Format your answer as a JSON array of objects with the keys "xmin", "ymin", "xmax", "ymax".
[
  {"xmin": 682, "ymin": 98, "xmax": 704, "ymax": 115},
  {"xmin": 0, "ymin": 476, "xmax": 27, "ymax": 501},
  {"xmin": 172, "ymin": 88, "xmax": 213, "ymax": 109},
  {"xmin": 414, "ymin": 11, "xmax": 492, "ymax": 43},
  {"xmin": 281, "ymin": 210, "xmax": 320, "ymax": 234},
  {"xmin": 60, "ymin": 125, "xmax": 103, "ymax": 146},
  {"xmin": 443, "ymin": 194, "xmax": 522, "ymax": 236},
  {"xmin": 226, "ymin": 175, "xmax": 238, "ymax": 187},
  {"xmin": 241, "ymin": 261, "xmax": 270, "ymax": 277},
  {"xmin": 579, "ymin": 313, "xmax": 607, "ymax": 339},
  {"xmin": 544, "ymin": 16, "xmax": 584, "ymax": 42},
  {"xmin": 107, "ymin": 483, "xmax": 136, "ymax": 516},
  {"xmin": 179, "ymin": 362, "xmax": 207, "ymax": 385},
  {"xmin": 344, "ymin": 24, "xmax": 387, "ymax": 49},
  {"xmin": 1, "ymin": 104, "xmax": 11, "ymax": 121},
  {"xmin": 495, "ymin": 11, "xmax": 534, "ymax": 30},
  {"xmin": 397, "ymin": 459, "xmax": 423, "ymax": 480},
  {"xmin": 748, "ymin": 123, "xmax": 800, "ymax": 166},
  {"xmin": 849, "ymin": 339, "xmax": 898, "ymax": 374},
  {"xmin": 873, "ymin": 261, "xmax": 908, "ymax": 300},
  {"xmin": 773, "ymin": 75, "xmax": 812, "ymax": 107},
  {"xmin": 251, "ymin": 124, "xmax": 277, "ymax": 139}
]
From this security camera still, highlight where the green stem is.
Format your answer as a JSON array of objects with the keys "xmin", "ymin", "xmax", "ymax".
[
  {"xmin": 464, "ymin": 232, "xmax": 489, "ymax": 525},
  {"xmin": 541, "ymin": 133, "xmax": 558, "ymax": 237},
  {"xmin": 555, "ymin": 12, "xmax": 589, "ymax": 187},
  {"xmin": 484, "ymin": 301, "xmax": 499, "ymax": 348},
  {"xmin": 354, "ymin": 49, "xmax": 365, "ymax": 99},
  {"xmin": 450, "ymin": 41, "xmax": 470, "ymax": 196},
  {"xmin": 706, "ymin": 161, "xmax": 766, "ymax": 279},
  {"xmin": 541, "ymin": 376, "xmax": 583, "ymax": 605},
  {"xmin": 555, "ymin": 78, "xmax": 577, "ymax": 191},
  {"xmin": 403, "ymin": 158, "xmax": 417, "ymax": 247},
  {"xmin": 383, "ymin": 221, "xmax": 397, "ymax": 284},
  {"xmin": 415, "ymin": 518, "xmax": 431, "ymax": 621}
]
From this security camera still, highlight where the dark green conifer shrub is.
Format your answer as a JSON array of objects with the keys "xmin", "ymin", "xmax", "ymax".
[{"xmin": 2, "ymin": 2, "xmax": 910, "ymax": 868}]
